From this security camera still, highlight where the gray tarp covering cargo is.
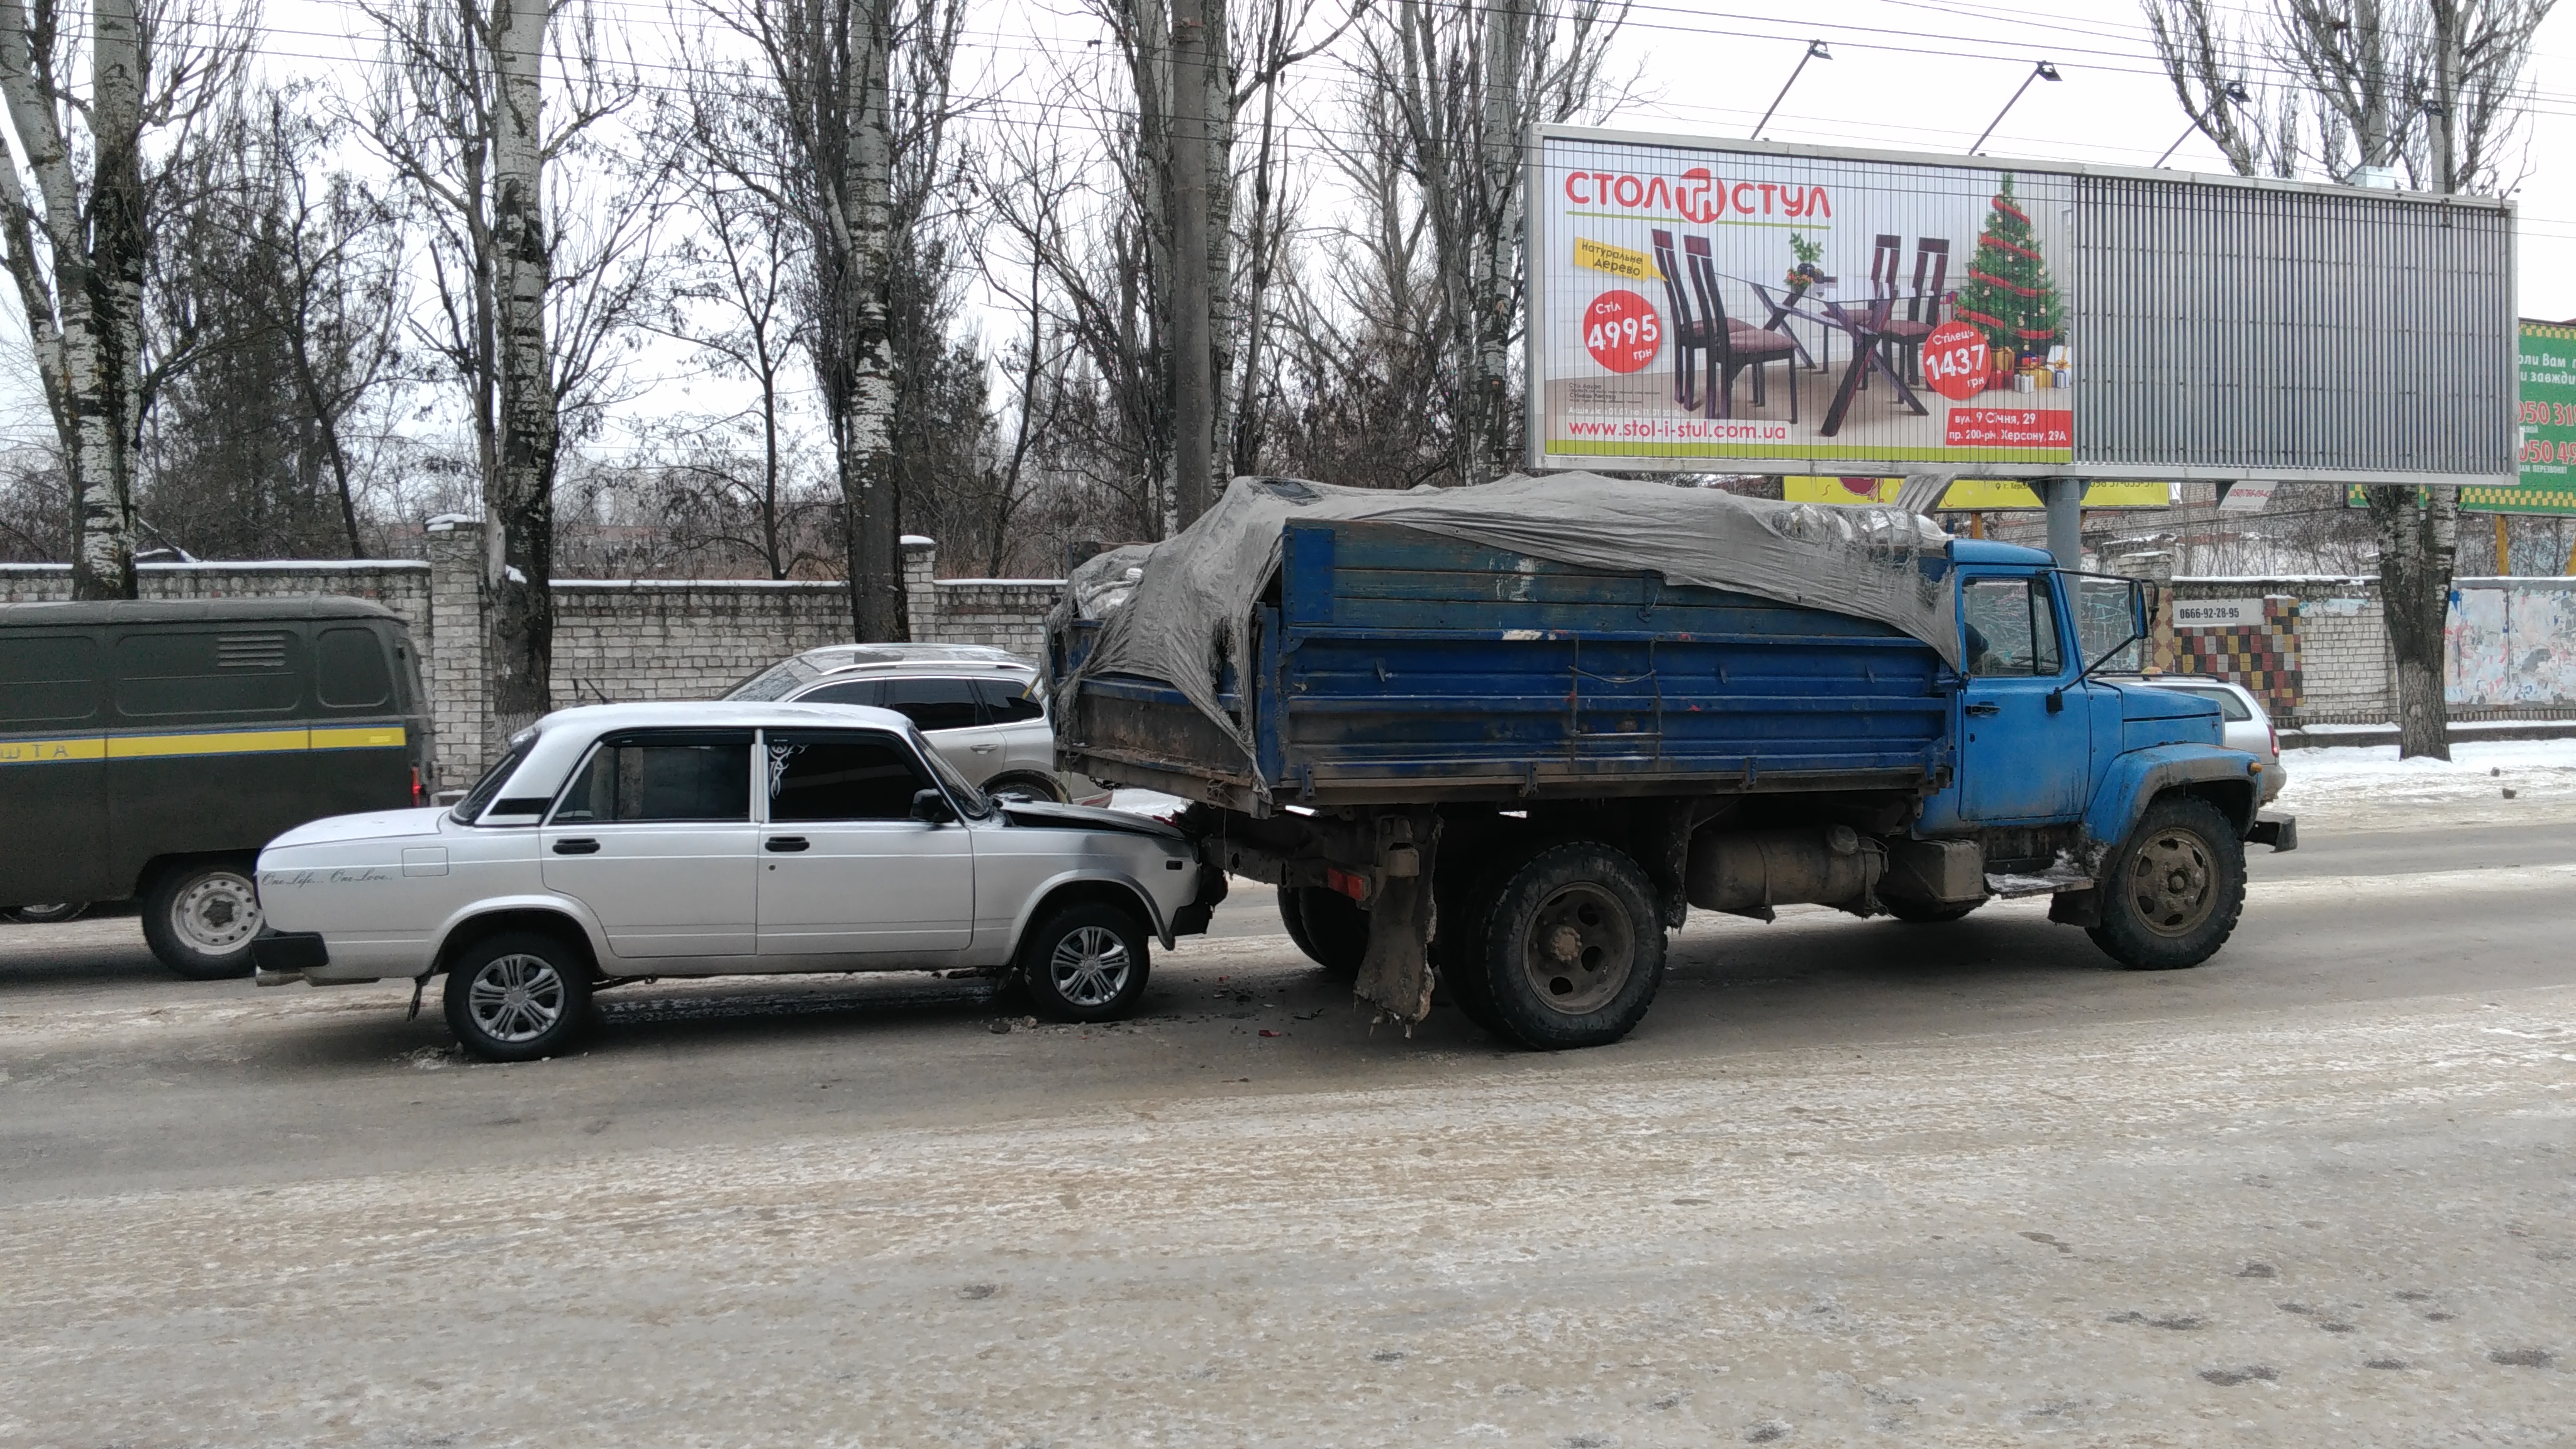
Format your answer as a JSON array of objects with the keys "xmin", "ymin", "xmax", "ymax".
[{"xmin": 1057, "ymin": 472, "xmax": 1958, "ymax": 782}]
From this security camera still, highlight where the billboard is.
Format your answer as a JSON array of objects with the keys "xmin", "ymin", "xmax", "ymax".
[
  {"xmin": 2345, "ymin": 321, "xmax": 2576, "ymax": 516},
  {"xmin": 1527, "ymin": 127, "xmax": 2517, "ymax": 486},
  {"xmin": 1782, "ymin": 477, "xmax": 2171, "ymax": 509}
]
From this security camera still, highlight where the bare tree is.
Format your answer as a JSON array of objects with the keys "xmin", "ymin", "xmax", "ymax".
[
  {"xmin": 361, "ymin": 0, "xmax": 660, "ymax": 745},
  {"xmin": 1363, "ymin": 0, "xmax": 1623, "ymax": 487},
  {"xmin": 2147, "ymin": 0, "xmax": 2551, "ymax": 758},
  {"xmin": 0, "ymin": 0, "xmax": 250, "ymax": 597},
  {"xmin": 147, "ymin": 89, "xmax": 408, "ymax": 560}
]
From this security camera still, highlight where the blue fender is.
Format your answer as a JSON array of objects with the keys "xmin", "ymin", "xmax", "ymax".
[{"xmin": 2082, "ymin": 743, "xmax": 2263, "ymax": 858}]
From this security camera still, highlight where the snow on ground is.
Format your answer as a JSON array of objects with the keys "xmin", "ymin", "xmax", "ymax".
[{"xmin": 2276, "ymin": 736, "xmax": 2576, "ymax": 830}]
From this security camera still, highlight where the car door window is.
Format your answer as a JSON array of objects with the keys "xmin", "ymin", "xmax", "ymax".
[
  {"xmin": 879, "ymin": 676, "xmax": 981, "ymax": 732},
  {"xmin": 1960, "ymin": 579, "xmax": 2061, "ymax": 677},
  {"xmin": 972, "ymin": 676, "xmax": 1045, "ymax": 724},
  {"xmin": 767, "ymin": 731, "xmax": 934, "ymax": 821},
  {"xmin": 552, "ymin": 732, "xmax": 753, "ymax": 823},
  {"xmin": 797, "ymin": 678, "xmax": 884, "ymax": 707}
]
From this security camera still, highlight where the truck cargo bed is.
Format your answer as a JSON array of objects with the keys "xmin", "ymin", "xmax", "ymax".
[{"xmin": 1058, "ymin": 521, "xmax": 1955, "ymax": 813}]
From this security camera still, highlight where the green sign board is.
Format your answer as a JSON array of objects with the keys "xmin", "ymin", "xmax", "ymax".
[
  {"xmin": 2350, "ymin": 320, "xmax": 2576, "ymax": 514},
  {"xmin": 2501, "ymin": 319, "xmax": 2576, "ymax": 514}
]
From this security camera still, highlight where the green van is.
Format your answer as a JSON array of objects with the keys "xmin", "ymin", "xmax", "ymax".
[{"xmin": 1, "ymin": 597, "xmax": 432, "ymax": 978}]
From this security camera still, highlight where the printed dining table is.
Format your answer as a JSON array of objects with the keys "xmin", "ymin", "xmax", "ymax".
[{"xmin": 1741, "ymin": 277, "xmax": 1936, "ymax": 438}]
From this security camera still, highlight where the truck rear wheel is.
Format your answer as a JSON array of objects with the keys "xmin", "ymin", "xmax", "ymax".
[
  {"xmin": 1467, "ymin": 842, "xmax": 1665, "ymax": 1050},
  {"xmin": 1279, "ymin": 885, "xmax": 1367, "ymax": 981},
  {"xmin": 2086, "ymin": 795, "xmax": 2246, "ymax": 970}
]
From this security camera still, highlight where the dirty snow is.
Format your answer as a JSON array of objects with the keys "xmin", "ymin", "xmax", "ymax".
[{"xmin": 2276, "ymin": 738, "xmax": 2576, "ymax": 829}]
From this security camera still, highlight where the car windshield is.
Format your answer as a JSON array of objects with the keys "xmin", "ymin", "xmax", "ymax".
[
  {"xmin": 450, "ymin": 732, "xmax": 536, "ymax": 823},
  {"xmin": 913, "ymin": 726, "xmax": 992, "ymax": 817}
]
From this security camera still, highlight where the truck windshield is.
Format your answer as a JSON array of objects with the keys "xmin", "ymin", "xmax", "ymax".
[{"xmin": 2070, "ymin": 575, "xmax": 2148, "ymax": 673}]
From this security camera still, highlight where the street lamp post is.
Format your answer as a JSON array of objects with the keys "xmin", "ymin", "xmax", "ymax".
[
  {"xmin": 1753, "ymin": 40, "xmax": 1833, "ymax": 142},
  {"xmin": 1972, "ymin": 61, "xmax": 2062, "ymax": 155},
  {"xmin": 2154, "ymin": 80, "xmax": 2252, "ymax": 168}
]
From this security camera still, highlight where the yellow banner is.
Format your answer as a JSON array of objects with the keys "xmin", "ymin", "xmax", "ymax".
[
  {"xmin": 1574, "ymin": 236, "xmax": 1654, "ymax": 282},
  {"xmin": 1784, "ymin": 477, "xmax": 2172, "ymax": 509}
]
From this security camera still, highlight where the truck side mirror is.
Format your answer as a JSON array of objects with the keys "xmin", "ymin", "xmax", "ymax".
[
  {"xmin": 2046, "ymin": 688, "xmax": 2065, "ymax": 714},
  {"xmin": 911, "ymin": 788, "xmax": 956, "ymax": 824}
]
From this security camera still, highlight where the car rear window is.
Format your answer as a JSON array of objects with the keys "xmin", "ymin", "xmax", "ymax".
[
  {"xmin": 972, "ymin": 675, "xmax": 1045, "ymax": 723},
  {"xmin": 2171, "ymin": 686, "xmax": 2253, "ymax": 721},
  {"xmin": 315, "ymin": 626, "xmax": 392, "ymax": 708},
  {"xmin": 553, "ymin": 732, "xmax": 754, "ymax": 823},
  {"xmin": 879, "ymin": 675, "xmax": 981, "ymax": 732}
]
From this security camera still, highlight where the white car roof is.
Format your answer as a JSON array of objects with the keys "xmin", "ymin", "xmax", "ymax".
[{"xmin": 530, "ymin": 700, "xmax": 919, "ymax": 734}]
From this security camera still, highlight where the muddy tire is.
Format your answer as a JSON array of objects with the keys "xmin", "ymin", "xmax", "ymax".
[
  {"xmin": 1882, "ymin": 896, "xmax": 1986, "ymax": 924},
  {"xmin": 444, "ymin": 929, "xmax": 595, "ymax": 1062},
  {"xmin": 2086, "ymin": 795, "xmax": 2246, "ymax": 970},
  {"xmin": 1280, "ymin": 885, "xmax": 1367, "ymax": 981},
  {"xmin": 1465, "ymin": 842, "xmax": 1665, "ymax": 1050},
  {"xmin": 1019, "ymin": 902, "xmax": 1152, "ymax": 1022},
  {"xmin": 141, "ymin": 858, "xmax": 262, "ymax": 980}
]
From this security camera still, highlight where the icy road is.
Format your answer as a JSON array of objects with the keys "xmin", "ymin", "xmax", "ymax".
[{"xmin": 4, "ymin": 743, "xmax": 2575, "ymax": 1446}]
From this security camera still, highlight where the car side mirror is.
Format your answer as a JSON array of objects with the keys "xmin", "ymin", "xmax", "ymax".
[{"xmin": 911, "ymin": 789, "xmax": 956, "ymax": 824}]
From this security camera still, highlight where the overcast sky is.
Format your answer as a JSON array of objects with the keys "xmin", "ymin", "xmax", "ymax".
[{"xmin": 8, "ymin": 0, "xmax": 2568, "ymax": 462}]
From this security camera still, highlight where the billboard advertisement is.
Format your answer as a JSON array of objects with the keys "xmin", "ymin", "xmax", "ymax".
[
  {"xmin": 1782, "ymin": 477, "xmax": 2171, "ymax": 509},
  {"xmin": 1530, "ymin": 130, "xmax": 2078, "ymax": 472},
  {"xmin": 2348, "ymin": 321, "xmax": 2576, "ymax": 516}
]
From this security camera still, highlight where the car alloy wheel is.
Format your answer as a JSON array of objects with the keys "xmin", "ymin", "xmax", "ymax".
[
  {"xmin": 1046, "ymin": 926, "xmax": 1131, "ymax": 1009},
  {"xmin": 466, "ymin": 953, "xmax": 569, "ymax": 1045},
  {"xmin": 170, "ymin": 871, "xmax": 261, "ymax": 955}
]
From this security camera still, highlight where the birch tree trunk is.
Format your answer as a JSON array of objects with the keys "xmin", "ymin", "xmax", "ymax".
[
  {"xmin": 80, "ymin": 0, "xmax": 143, "ymax": 599},
  {"xmin": 487, "ymin": 0, "xmax": 558, "ymax": 738},
  {"xmin": 838, "ymin": 0, "xmax": 902, "ymax": 641}
]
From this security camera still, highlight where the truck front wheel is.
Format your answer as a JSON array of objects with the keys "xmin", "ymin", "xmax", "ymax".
[
  {"xmin": 2086, "ymin": 796, "xmax": 2246, "ymax": 970},
  {"xmin": 1469, "ymin": 843, "xmax": 1666, "ymax": 1050}
]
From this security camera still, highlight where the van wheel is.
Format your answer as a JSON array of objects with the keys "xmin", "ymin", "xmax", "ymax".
[
  {"xmin": 5, "ymin": 902, "xmax": 88, "ymax": 924},
  {"xmin": 1280, "ymin": 886, "xmax": 1366, "ymax": 980},
  {"xmin": 1020, "ymin": 903, "xmax": 1152, "ymax": 1022},
  {"xmin": 445, "ymin": 930, "xmax": 595, "ymax": 1062},
  {"xmin": 1883, "ymin": 896, "xmax": 1986, "ymax": 924},
  {"xmin": 142, "ymin": 860, "xmax": 262, "ymax": 980},
  {"xmin": 1470, "ymin": 843, "xmax": 1666, "ymax": 1050},
  {"xmin": 985, "ymin": 772, "xmax": 1067, "ymax": 804},
  {"xmin": 2086, "ymin": 796, "xmax": 2246, "ymax": 970}
]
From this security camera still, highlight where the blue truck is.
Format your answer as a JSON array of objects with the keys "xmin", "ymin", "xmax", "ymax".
[{"xmin": 1048, "ymin": 477, "xmax": 2294, "ymax": 1050}]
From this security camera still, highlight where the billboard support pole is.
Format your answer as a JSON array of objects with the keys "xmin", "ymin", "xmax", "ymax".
[{"xmin": 2043, "ymin": 479, "xmax": 2085, "ymax": 567}]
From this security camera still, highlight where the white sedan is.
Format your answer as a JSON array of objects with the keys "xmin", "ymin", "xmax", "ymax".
[{"xmin": 250, "ymin": 702, "xmax": 1215, "ymax": 1060}]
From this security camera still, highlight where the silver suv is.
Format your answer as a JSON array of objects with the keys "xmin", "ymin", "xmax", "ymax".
[{"xmin": 724, "ymin": 645, "xmax": 1105, "ymax": 805}]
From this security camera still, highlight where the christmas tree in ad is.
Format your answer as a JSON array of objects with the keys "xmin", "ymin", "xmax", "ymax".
[{"xmin": 1953, "ymin": 173, "xmax": 2064, "ymax": 375}]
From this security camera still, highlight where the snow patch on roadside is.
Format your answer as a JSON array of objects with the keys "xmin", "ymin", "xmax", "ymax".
[{"xmin": 2276, "ymin": 738, "xmax": 2576, "ymax": 829}]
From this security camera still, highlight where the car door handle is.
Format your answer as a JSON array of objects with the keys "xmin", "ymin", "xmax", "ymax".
[
  {"xmin": 552, "ymin": 838, "xmax": 599, "ymax": 855},
  {"xmin": 1964, "ymin": 702, "xmax": 2001, "ymax": 716},
  {"xmin": 970, "ymin": 743, "xmax": 999, "ymax": 753},
  {"xmin": 764, "ymin": 836, "xmax": 810, "ymax": 853}
]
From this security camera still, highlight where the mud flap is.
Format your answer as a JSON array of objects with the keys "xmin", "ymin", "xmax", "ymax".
[
  {"xmin": 1353, "ymin": 812, "xmax": 1442, "ymax": 1026},
  {"xmin": 2047, "ymin": 889, "xmax": 2103, "ymax": 928}
]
